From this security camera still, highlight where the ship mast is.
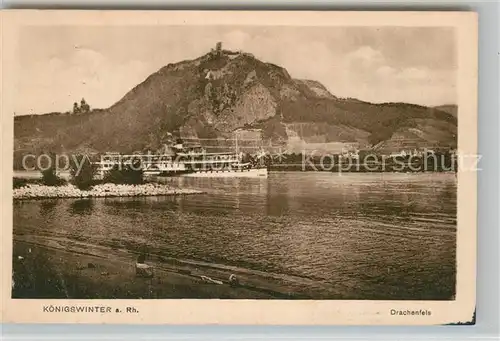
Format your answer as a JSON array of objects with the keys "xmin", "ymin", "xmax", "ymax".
[{"xmin": 235, "ymin": 132, "xmax": 239, "ymax": 155}]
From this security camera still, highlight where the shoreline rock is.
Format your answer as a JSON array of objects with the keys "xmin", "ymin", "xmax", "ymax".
[{"xmin": 13, "ymin": 183, "xmax": 205, "ymax": 200}]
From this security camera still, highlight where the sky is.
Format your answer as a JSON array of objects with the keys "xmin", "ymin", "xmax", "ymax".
[{"xmin": 14, "ymin": 26, "xmax": 457, "ymax": 115}]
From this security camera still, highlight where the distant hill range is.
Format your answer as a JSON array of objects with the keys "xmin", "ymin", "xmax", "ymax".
[
  {"xmin": 433, "ymin": 104, "xmax": 458, "ymax": 118},
  {"xmin": 14, "ymin": 44, "xmax": 457, "ymax": 163}
]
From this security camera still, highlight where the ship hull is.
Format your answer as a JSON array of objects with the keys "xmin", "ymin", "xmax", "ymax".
[{"xmin": 180, "ymin": 167, "xmax": 268, "ymax": 178}]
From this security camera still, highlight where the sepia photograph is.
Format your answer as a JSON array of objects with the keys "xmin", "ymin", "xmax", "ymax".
[{"xmin": 1, "ymin": 10, "xmax": 477, "ymax": 325}]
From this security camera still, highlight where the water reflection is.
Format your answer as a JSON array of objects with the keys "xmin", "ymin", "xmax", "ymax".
[
  {"xmin": 39, "ymin": 200, "xmax": 58, "ymax": 217},
  {"xmin": 69, "ymin": 199, "xmax": 94, "ymax": 215},
  {"xmin": 14, "ymin": 172, "xmax": 457, "ymax": 299},
  {"xmin": 266, "ymin": 193, "xmax": 289, "ymax": 216},
  {"xmin": 103, "ymin": 198, "xmax": 147, "ymax": 210}
]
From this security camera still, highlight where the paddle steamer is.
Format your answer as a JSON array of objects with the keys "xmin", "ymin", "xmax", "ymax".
[{"xmin": 95, "ymin": 140, "xmax": 268, "ymax": 179}]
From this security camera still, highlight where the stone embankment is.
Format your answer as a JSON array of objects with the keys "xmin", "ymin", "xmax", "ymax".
[{"xmin": 13, "ymin": 183, "xmax": 204, "ymax": 200}]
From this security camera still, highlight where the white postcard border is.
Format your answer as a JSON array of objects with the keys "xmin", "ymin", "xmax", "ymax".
[{"xmin": 1, "ymin": 10, "xmax": 477, "ymax": 325}]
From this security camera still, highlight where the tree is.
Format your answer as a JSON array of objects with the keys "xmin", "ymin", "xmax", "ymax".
[
  {"xmin": 103, "ymin": 159, "xmax": 143, "ymax": 185},
  {"xmin": 13, "ymin": 177, "xmax": 30, "ymax": 189},
  {"xmin": 80, "ymin": 98, "xmax": 90, "ymax": 113},
  {"xmin": 70, "ymin": 154, "xmax": 98, "ymax": 190},
  {"xmin": 40, "ymin": 153, "xmax": 65, "ymax": 186},
  {"xmin": 73, "ymin": 102, "xmax": 80, "ymax": 114}
]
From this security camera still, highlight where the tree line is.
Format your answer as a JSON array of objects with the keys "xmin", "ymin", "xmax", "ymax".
[
  {"xmin": 72, "ymin": 98, "xmax": 91, "ymax": 114},
  {"xmin": 13, "ymin": 154, "xmax": 145, "ymax": 190}
]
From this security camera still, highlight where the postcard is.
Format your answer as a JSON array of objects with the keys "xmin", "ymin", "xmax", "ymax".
[{"xmin": 1, "ymin": 10, "xmax": 477, "ymax": 325}]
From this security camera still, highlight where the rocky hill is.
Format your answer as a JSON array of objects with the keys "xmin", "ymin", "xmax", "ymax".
[{"xmin": 14, "ymin": 45, "xmax": 457, "ymax": 164}]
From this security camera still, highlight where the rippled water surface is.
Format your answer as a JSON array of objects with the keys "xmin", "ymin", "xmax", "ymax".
[{"xmin": 13, "ymin": 172, "xmax": 457, "ymax": 299}]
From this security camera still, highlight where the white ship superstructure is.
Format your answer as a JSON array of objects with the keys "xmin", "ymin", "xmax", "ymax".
[{"xmin": 95, "ymin": 138, "xmax": 268, "ymax": 179}]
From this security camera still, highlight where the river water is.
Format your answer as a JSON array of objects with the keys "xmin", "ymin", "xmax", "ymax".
[{"xmin": 13, "ymin": 172, "xmax": 456, "ymax": 300}]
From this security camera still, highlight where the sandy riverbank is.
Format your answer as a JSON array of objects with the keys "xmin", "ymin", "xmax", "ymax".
[
  {"xmin": 12, "ymin": 235, "xmax": 310, "ymax": 299},
  {"xmin": 13, "ymin": 183, "xmax": 204, "ymax": 200}
]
